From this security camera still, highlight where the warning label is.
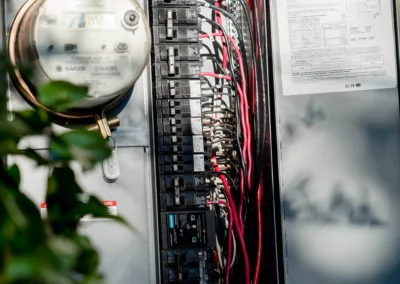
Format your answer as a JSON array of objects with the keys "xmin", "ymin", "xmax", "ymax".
[{"xmin": 40, "ymin": 200, "xmax": 118, "ymax": 221}]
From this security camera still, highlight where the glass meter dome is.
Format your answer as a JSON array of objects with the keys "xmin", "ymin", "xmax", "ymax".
[{"xmin": 8, "ymin": 0, "xmax": 151, "ymax": 110}]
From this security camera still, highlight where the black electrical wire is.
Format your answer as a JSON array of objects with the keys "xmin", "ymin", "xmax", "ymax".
[
  {"xmin": 201, "ymin": 85, "xmax": 233, "ymax": 91},
  {"xmin": 199, "ymin": 2, "xmax": 249, "ymax": 76},
  {"xmin": 199, "ymin": 13, "xmax": 250, "ymax": 90},
  {"xmin": 202, "ymin": 76, "xmax": 233, "ymax": 92},
  {"xmin": 201, "ymin": 55, "xmax": 236, "ymax": 112},
  {"xmin": 200, "ymin": 16, "xmax": 251, "ymax": 201},
  {"xmin": 208, "ymin": 172, "xmax": 240, "ymax": 198},
  {"xmin": 202, "ymin": 110, "xmax": 235, "ymax": 116},
  {"xmin": 200, "ymin": 16, "xmax": 250, "ymax": 202},
  {"xmin": 199, "ymin": 15, "xmax": 238, "ymax": 87},
  {"xmin": 235, "ymin": 0, "xmax": 261, "ymax": 189},
  {"xmin": 200, "ymin": 12, "xmax": 256, "ymax": 241},
  {"xmin": 202, "ymin": 54, "xmax": 237, "ymax": 117},
  {"xmin": 202, "ymin": 93, "xmax": 235, "ymax": 98},
  {"xmin": 200, "ymin": 9, "xmax": 254, "ymax": 281},
  {"xmin": 203, "ymin": 126, "xmax": 236, "ymax": 133},
  {"xmin": 252, "ymin": 0, "xmax": 268, "ymax": 188},
  {"xmin": 206, "ymin": 127, "xmax": 235, "ymax": 136},
  {"xmin": 234, "ymin": 95, "xmax": 250, "ymax": 196},
  {"xmin": 202, "ymin": 99, "xmax": 233, "ymax": 108},
  {"xmin": 202, "ymin": 54, "xmax": 227, "ymax": 75},
  {"xmin": 211, "ymin": 137, "xmax": 235, "ymax": 143},
  {"xmin": 201, "ymin": 37, "xmax": 223, "ymax": 57}
]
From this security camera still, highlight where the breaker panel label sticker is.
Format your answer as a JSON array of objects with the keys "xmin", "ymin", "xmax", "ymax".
[{"xmin": 40, "ymin": 200, "xmax": 117, "ymax": 221}]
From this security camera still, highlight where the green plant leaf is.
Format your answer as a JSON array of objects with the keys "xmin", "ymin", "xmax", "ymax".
[
  {"xmin": 0, "ymin": 95, "xmax": 8, "ymax": 115},
  {"xmin": 50, "ymin": 130, "xmax": 111, "ymax": 170},
  {"xmin": 81, "ymin": 274, "xmax": 103, "ymax": 284},
  {"xmin": 82, "ymin": 196, "xmax": 133, "ymax": 230},
  {"xmin": 72, "ymin": 236, "xmax": 99, "ymax": 276},
  {"xmin": 6, "ymin": 165, "xmax": 20, "ymax": 188},
  {"xmin": 0, "ymin": 122, "xmax": 30, "ymax": 142},
  {"xmin": 38, "ymin": 81, "xmax": 89, "ymax": 112},
  {"xmin": 46, "ymin": 167, "xmax": 83, "ymax": 236},
  {"xmin": 12, "ymin": 109, "xmax": 51, "ymax": 133},
  {"xmin": 0, "ymin": 188, "xmax": 27, "ymax": 230},
  {"xmin": 0, "ymin": 59, "xmax": 131, "ymax": 282},
  {"xmin": 47, "ymin": 236, "xmax": 80, "ymax": 271},
  {"xmin": 46, "ymin": 167, "xmax": 131, "ymax": 238},
  {"xmin": 21, "ymin": 149, "xmax": 49, "ymax": 166},
  {"xmin": 3, "ymin": 256, "xmax": 41, "ymax": 281},
  {"xmin": 0, "ymin": 111, "xmax": 50, "ymax": 147}
]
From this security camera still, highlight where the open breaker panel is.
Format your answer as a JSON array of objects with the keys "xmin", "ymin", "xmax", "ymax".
[
  {"xmin": 3, "ymin": 0, "xmax": 400, "ymax": 284},
  {"xmin": 2, "ymin": 0, "xmax": 268, "ymax": 283}
]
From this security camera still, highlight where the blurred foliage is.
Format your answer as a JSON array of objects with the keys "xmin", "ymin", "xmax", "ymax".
[{"xmin": 0, "ymin": 55, "xmax": 128, "ymax": 283}]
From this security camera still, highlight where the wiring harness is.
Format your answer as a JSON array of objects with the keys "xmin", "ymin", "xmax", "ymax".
[{"xmin": 200, "ymin": 0, "xmax": 268, "ymax": 283}]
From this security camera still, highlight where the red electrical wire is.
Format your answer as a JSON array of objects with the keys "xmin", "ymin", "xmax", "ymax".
[
  {"xmin": 200, "ymin": 33, "xmax": 253, "ymax": 235},
  {"xmin": 252, "ymin": 1, "xmax": 264, "ymax": 281},
  {"xmin": 236, "ymin": 84, "xmax": 250, "ymax": 233},
  {"xmin": 237, "ymin": 84, "xmax": 252, "ymax": 188},
  {"xmin": 199, "ymin": 34, "xmax": 253, "ymax": 188},
  {"xmin": 212, "ymin": 156, "xmax": 251, "ymax": 284},
  {"xmin": 239, "ymin": 170, "xmax": 245, "ymax": 231},
  {"xmin": 200, "ymin": 72, "xmax": 232, "ymax": 81},
  {"xmin": 254, "ymin": 181, "xmax": 263, "ymax": 284},
  {"xmin": 207, "ymin": 200, "xmax": 233, "ymax": 284}
]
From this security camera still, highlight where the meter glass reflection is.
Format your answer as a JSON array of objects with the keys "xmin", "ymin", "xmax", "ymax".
[{"xmin": 63, "ymin": 14, "xmax": 117, "ymax": 29}]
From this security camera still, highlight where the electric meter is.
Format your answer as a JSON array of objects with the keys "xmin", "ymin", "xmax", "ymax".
[{"xmin": 8, "ymin": 0, "xmax": 151, "ymax": 110}]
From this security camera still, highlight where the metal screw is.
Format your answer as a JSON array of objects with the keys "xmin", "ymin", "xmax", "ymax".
[{"xmin": 124, "ymin": 10, "xmax": 139, "ymax": 27}]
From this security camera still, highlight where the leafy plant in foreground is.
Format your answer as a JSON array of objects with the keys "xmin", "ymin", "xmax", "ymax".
[{"xmin": 0, "ymin": 59, "xmax": 128, "ymax": 283}]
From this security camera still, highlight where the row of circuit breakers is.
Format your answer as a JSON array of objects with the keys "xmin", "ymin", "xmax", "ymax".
[{"xmin": 151, "ymin": 1, "xmax": 219, "ymax": 283}]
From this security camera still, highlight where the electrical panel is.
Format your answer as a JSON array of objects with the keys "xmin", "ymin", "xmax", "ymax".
[
  {"xmin": 151, "ymin": 1, "xmax": 219, "ymax": 283},
  {"xmin": 151, "ymin": 0, "xmax": 266, "ymax": 283}
]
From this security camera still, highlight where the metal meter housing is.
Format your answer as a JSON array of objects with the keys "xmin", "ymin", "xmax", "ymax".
[{"xmin": 8, "ymin": 0, "xmax": 151, "ymax": 110}]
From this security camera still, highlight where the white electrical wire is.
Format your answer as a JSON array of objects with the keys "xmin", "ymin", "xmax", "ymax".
[
  {"xmin": 215, "ymin": 208, "xmax": 236, "ymax": 270},
  {"xmin": 231, "ymin": 229, "xmax": 237, "ymax": 268},
  {"xmin": 216, "ymin": 236, "xmax": 226, "ymax": 270},
  {"xmin": 216, "ymin": 230, "xmax": 237, "ymax": 270}
]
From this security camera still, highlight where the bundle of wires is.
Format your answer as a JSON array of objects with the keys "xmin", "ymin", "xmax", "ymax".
[{"xmin": 198, "ymin": 0, "xmax": 268, "ymax": 283}]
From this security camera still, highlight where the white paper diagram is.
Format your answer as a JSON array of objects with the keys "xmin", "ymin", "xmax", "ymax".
[{"xmin": 276, "ymin": 0, "xmax": 397, "ymax": 96}]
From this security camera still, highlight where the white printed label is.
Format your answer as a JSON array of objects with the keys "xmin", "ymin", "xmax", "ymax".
[
  {"xmin": 191, "ymin": 118, "xmax": 203, "ymax": 135},
  {"xmin": 189, "ymin": 80, "xmax": 201, "ymax": 98},
  {"xmin": 190, "ymin": 99, "xmax": 202, "ymax": 117},
  {"xmin": 193, "ymin": 154, "xmax": 205, "ymax": 172},
  {"xmin": 193, "ymin": 135, "xmax": 205, "ymax": 153},
  {"xmin": 276, "ymin": 0, "xmax": 397, "ymax": 96},
  {"xmin": 40, "ymin": 200, "xmax": 117, "ymax": 221}
]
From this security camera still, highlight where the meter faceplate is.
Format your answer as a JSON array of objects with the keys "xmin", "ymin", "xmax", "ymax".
[{"xmin": 9, "ymin": 0, "xmax": 151, "ymax": 109}]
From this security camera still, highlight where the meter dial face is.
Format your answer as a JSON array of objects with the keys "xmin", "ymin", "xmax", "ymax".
[{"xmin": 9, "ymin": 0, "xmax": 151, "ymax": 109}]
